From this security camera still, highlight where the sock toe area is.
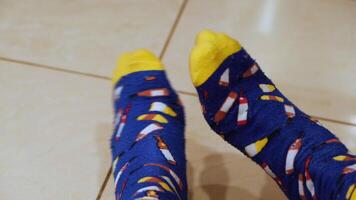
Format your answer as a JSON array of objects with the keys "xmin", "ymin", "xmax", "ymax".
[
  {"xmin": 190, "ymin": 29, "xmax": 242, "ymax": 87},
  {"xmin": 113, "ymin": 49, "xmax": 165, "ymax": 84}
]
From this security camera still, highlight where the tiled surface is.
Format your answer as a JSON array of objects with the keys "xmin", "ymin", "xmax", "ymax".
[
  {"xmin": 99, "ymin": 94, "xmax": 356, "ymax": 200},
  {"xmin": 1, "ymin": 0, "xmax": 355, "ymax": 200},
  {"xmin": 0, "ymin": 0, "xmax": 181, "ymax": 76},
  {"xmin": 163, "ymin": 0, "xmax": 356, "ymax": 124},
  {"xmin": 0, "ymin": 61, "xmax": 113, "ymax": 199}
]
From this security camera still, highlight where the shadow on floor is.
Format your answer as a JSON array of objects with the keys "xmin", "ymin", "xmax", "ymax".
[{"xmin": 187, "ymin": 139, "xmax": 286, "ymax": 200}]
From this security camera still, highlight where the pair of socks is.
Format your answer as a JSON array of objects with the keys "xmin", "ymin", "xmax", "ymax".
[{"xmin": 110, "ymin": 30, "xmax": 356, "ymax": 200}]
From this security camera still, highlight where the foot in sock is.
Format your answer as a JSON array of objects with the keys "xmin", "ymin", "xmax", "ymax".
[
  {"xmin": 111, "ymin": 49, "xmax": 187, "ymax": 200},
  {"xmin": 190, "ymin": 29, "xmax": 356, "ymax": 200}
]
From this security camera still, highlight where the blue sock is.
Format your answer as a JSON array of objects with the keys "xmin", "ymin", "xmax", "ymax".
[
  {"xmin": 111, "ymin": 68, "xmax": 187, "ymax": 200},
  {"xmin": 194, "ymin": 47, "xmax": 356, "ymax": 200}
]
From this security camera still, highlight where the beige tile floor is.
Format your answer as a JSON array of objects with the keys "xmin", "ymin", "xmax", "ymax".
[{"xmin": 0, "ymin": 0, "xmax": 355, "ymax": 199}]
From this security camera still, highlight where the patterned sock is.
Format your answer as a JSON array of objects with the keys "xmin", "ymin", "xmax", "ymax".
[
  {"xmin": 111, "ymin": 49, "xmax": 187, "ymax": 200},
  {"xmin": 190, "ymin": 29, "xmax": 356, "ymax": 200}
]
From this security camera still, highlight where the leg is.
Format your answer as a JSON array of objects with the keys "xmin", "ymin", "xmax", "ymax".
[
  {"xmin": 190, "ymin": 30, "xmax": 356, "ymax": 200},
  {"xmin": 111, "ymin": 49, "xmax": 187, "ymax": 200}
]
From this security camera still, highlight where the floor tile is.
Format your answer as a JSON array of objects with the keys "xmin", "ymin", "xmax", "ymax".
[
  {"xmin": 0, "ymin": 0, "xmax": 181, "ymax": 76},
  {"xmin": 162, "ymin": 0, "xmax": 356, "ymax": 124},
  {"xmin": 99, "ymin": 93, "xmax": 356, "ymax": 199},
  {"xmin": 0, "ymin": 61, "xmax": 113, "ymax": 199}
]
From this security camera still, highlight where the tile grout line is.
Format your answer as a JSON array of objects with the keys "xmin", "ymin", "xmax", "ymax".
[
  {"xmin": 0, "ymin": 56, "xmax": 111, "ymax": 81},
  {"xmin": 159, "ymin": 0, "xmax": 188, "ymax": 59},
  {"xmin": 0, "ymin": 56, "xmax": 356, "ymax": 128},
  {"xmin": 176, "ymin": 91, "xmax": 356, "ymax": 127},
  {"xmin": 1, "ymin": 56, "xmax": 356, "ymax": 128},
  {"xmin": 311, "ymin": 116, "xmax": 356, "ymax": 127},
  {"xmin": 96, "ymin": 166, "xmax": 113, "ymax": 200},
  {"xmin": 95, "ymin": 0, "xmax": 190, "ymax": 199}
]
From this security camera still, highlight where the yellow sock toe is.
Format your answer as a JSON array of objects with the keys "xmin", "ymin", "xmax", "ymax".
[
  {"xmin": 190, "ymin": 29, "xmax": 242, "ymax": 87},
  {"xmin": 112, "ymin": 49, "xmax": 165, "ymax": 85}
]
